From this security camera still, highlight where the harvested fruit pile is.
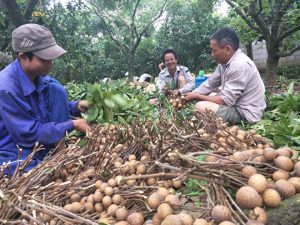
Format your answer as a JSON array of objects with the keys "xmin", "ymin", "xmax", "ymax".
[
  {"xmin": 165, "ymin": 90, "xmax": 187, "ymax": 110},
  {"xmin": 0, "ymin": 112, "xmax": 299, "ymax": 225}
]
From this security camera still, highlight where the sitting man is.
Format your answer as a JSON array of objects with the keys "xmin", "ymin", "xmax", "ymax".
[
  {"xmin": 185, "ymin": 28, "xmax": 266, "ymax": 124},
  {"xmin": 150, "ymin": 49, "xmax": 194, "ymax": 104},
  {"xmin": 0, "ymin": 23, "xmax": 90, "ymax": 174},
  {"xmin": 157, "ymin": 49, "xmax": 195, "ymax": 96}
]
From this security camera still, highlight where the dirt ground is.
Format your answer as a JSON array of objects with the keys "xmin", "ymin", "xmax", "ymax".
[{"xmin": 265, "ymin": 80, "xmax": 300, "ymax": 94}]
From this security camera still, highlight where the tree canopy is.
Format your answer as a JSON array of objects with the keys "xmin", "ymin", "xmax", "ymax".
[{"xmin": 0, "ymin": 0, "xmax": 299, "ymax": 82}]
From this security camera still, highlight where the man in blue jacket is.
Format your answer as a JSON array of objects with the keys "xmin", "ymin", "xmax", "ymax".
[{"xmin": 0, "ymin": 23, "xmax": 90, "ymax": 175}]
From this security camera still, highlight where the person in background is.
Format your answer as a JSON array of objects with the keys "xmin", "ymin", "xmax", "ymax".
[
  {"xmin": 0, "ymin": 23, "xmax": 90, "ymax": 175},
  {"xmin": 150, "ymin": 49, "xmax": 195, "ymax": 105},
  {"xmin": 139, "ymin": 73, "xmax": 152, "ymax": 83},
  {"xmin": 157, "ymin": 49, "xmax": 195, "ymax": 96},
  {"xmin": 185, "ymin": 28, "xmax": 266, "ymax": 124}
]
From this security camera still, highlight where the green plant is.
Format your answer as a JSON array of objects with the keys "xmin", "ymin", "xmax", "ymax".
[{"xmin": 277, "ymin": 65, "xmax": 300, "ymax": 80}]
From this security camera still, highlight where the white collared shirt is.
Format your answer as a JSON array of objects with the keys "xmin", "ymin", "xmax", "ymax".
[{"xmin": 157, "ymin": 65, "xmax": 195, "ymax": 94}]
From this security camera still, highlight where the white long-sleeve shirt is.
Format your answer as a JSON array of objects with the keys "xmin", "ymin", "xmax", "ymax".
[
  {"xmin": 195, "ymin": 49, "xmax": 266, "ymax": 123},
  {"xmin": 157, "ymin": 65, "xmax": 195, "ymax": 94}
]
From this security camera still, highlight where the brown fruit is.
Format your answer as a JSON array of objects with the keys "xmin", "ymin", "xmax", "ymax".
[
  {"xmin": 245, "ymin": 221, "xmax": 264, "ymax": 225},
  {"xmin": 126, "ymin": 212, "xmax": 144, "ymax": 225},
  {"xmin": 276, "ymin": 147, "xmax": 291, "ymax": 158},
  {"xmin": 248, "ymin": 207, "xmax": 268, "ymax": 224},
  {"xmin": 242, "ymin": 166, "xmax": 257, "ymax": 178},
  {"xmin": 70, "ymin": 193, "xmax": 81, "ymax": 203},
  {"xmin": 165, "ymin": 194, "xmax": 180, "ymax": 205},
  {"xmin": 263, "ymin": 148, "xmax": 277, "ymax": 162},
  {"xmin": 93, "ymin": 192, "xmax": 104, "ymax": 203},
  {"xmin": 112, "ymin": 194, "xmax": 123, "ymax": 205},
  {"xmin": 136, "ymin": 164, "xmax": 147, "ymax": 174},
  {"xmin": 99, "ymin": 182, "xmax": 109, "ymax": 192},
  {"xmin": 236, "ymin": 186, "xmax": 262, "ymax": 209},
  {"xmin": 294, "ymin": 161, "xmax": 300, "ymax": 176},
  {"xmin": 83, "ymin": 167, "xmax": 96, "ymax": 177},
  {"xmin": 116, "ymin": 207, "xmax": 129, "ymax": 221},
  {"xmin": 219, "ymin": 222, "xmax": 236, "ymax": 225},
  {"xmin": 83, "ymin": 202, "xmax": 94, "ymax": 213},
  {"xmin": 248, "ymin": 174, "xmax": 267, "ymax": 193},
  {"xmin": 253, "ymin": 156, "xmax": 265, "ymax": 163},
  {"xmin": 193, "ymin": 219, "xmax": 209, "ymax": 225},
  {"xmin": 107, "ymin": 204, "xmax": 119, "ymax": 217},
  {"xmin": 275, "ymin": 179, "xmax": 296, "ymax": 199},
  {"xmin": 128, "ymin": 154, "xmax": 136, "ymax": 161},
  {"xmin": 104, "ymin": 186, "xmax": 114, "ymax": 196},
  {"xmin": 178, "ymin": 212, "xmax": 194, "ymax": 225},
  {"xmin": 157, "ymin": 187, "xmax": 170, "ymax": 197},
  {"xmin": 126, "ymin": 179, "xmax": 136, "ymax": 185},
  {"xmin": 266, "ymin": 179, "xmax": 276, "ymax": 189},
  {"xmin": 148, "ymin": 192, "xmax": 164, "ymax": 209},
  {"xmin": 147, "ymin": 177, "xmax": 157, "ymax": 186},
  {"xmin": 272, "ymin": 170, "xmax": 289, "ymax": 181},
  {"xmin": 274, "ymin": 156, "xmax": 294, "ymax": 172},
  {"xmin": 94, "ymin": 203, "xmax": 104, "ymax": 213},
  {"xmin": 64, "ymin": 202, "xmax": 83, "ymax": 213},
  {"xmin": 86, "ymin": 194, "xmax": 94, "ymax": 204},
  {"xmin": 204, "ymin": 155, "xmax": 219, "ymax": 162},
  {"xmin": 152, "ymin": 213, "xmax": 162, "ymax": 225},
  {"xmin": 232, "ymin": 152, "xmax": 248, "ymax": 161},
  {"xmin": 108, "ymin": 178, "xmax": 117, "ymax": 187},
  {"xmin": 172, "ymin": 179, "xmax": 182, "ymax": 189},
  {"xmin": 115, "ymin": 222, "xmax": 130, "ymax": 225},
  {"xmin": 102, "ymin": 195, "xmax": 112, "ymax": 208},
  {"xmin": 161, "ymin": 215, "xmax": 182, "ymax": 225},
  {"xmin": 211, "ymin": 205, "xmax": 232, "ymax": 223},
  {"xmin": 157, "ymin": 203, "xmax": 173, "ymax": 220},
  {"xmin": 288, "ymin": 177, "xmax": 300, "ymax": 193},
  {"xmin": 262, "ymin": 188, "xmax": 281, "ymax": 208}
]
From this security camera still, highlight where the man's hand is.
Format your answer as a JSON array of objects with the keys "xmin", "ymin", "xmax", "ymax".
[
  {"xmin": 77, "ymin": 100, "xmax": 89, "ymax": 113},
  {"xmin": 73, "ymin": 118, "xmax": 90, "ymax": 133},
  {"xmin": 158, "ymin": 62, "xmax": 165, "ymax": 71},
  {"xmin": 184, "ymin": 92, "xmax": 200, "ymax": 102}
]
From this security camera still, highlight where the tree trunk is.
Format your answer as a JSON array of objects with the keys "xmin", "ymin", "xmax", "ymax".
[
  {"xmin": 266, "ymin": 193, "xmax": 300, "ymax": 225},
  {"xmin": 127, "ymin": 52, "xmax": 135, "ymax": 82},
  {"xmin": 246, "ymin": 42, "xmax": 253, "ymax": 60},
  {"xmin": 264, "ymin": 40, "xmax": 280, "ymax": 83},
  {"xmin": 265, "ymin": 56, "xmax": 279, "ymax": 83}
]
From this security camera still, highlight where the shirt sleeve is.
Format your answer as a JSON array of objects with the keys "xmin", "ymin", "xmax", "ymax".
[
  {"xmin": 156, "ymin": 71, "xmax": 166, "ymax": 93},
  {"xmin": 68, "ymin": 101, "xmax": 78, "ymax": 114},
  {"xmin": 194, "ymin": 65, "xmax": 222, "ymax": 95},
  {"xmin": 219, "ymin": 64, "xmax": 249, "ymax": 107},
  {"xmin": 178, "ymin": 68, "xmax": 195, "ymax": 94},
  {"xmin": 0, "ymin": 91, "xmax": 74, "ymax": 148}
]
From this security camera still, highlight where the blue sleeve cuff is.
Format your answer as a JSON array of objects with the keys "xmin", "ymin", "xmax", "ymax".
[
  {"xmin": 65, "ymin": 120, "xmax": 74, "ymax": 132},
  {"xmin": 68, "ymin": 101, "xmax": 78, "ymax": 114}
]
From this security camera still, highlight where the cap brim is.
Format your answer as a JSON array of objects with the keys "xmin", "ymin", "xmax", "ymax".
[{"xmin": 33, "ymin": 44, "xmax": 67, "ymax": 60}]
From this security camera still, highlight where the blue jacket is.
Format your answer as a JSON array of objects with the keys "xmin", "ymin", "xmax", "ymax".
[{"xmin": 0, "ymin": 60, "xmax": 76, "ymax": 171}]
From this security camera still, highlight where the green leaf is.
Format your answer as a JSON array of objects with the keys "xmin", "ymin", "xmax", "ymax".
[{"xmin": 85, "ymin": 106, "xmax": 99, "ymax": 122}]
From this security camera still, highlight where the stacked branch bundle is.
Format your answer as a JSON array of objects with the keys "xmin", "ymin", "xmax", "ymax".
[{"xmin": 0, "ymin": 111, "xmax": 299, "ymax": 225}]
